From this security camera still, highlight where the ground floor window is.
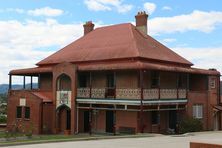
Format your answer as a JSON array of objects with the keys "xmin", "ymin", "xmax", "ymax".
[
  {"xmin": 25, "ymin": 107, "xmax": 30, "ymax": 119},
  {"xmin": 151, "ymin": 111, "xmax": 159, "ymax": 124},
  {"xmin": 16, "ymin": 106, "xmax": 22, "ymax": 118},
  {"xmin": 193, "ymin": 104, "xmax": 203, "ymax": 119}
]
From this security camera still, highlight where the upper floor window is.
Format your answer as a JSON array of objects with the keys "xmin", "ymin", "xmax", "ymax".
[
  {"xmin": 151, "ymin": 72, "xmax": 159, "ymax": 88},
  {"xmin": 16, "ymin": 106, "xmax": 22, "ymax": 118},
  {"xmin": 107, "ymin": 73, "xmax": 114, "ymax": 88},
  {"xmin": 79, "ymin": 74, "xmax": 88, "ymax": 87},
  {"xmin": 209, "ymin": 78, "xmax": 216, "ymax": 89},
  {"xmin": 177, "ymin": 74, "xmax": 183, "ymax": 88},
  {"xmin": 193, "ymin": 104, "xmax": 203, "ymax": 119}
]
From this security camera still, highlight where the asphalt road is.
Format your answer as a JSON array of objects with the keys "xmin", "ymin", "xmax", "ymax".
[{"xmin": 3, "ymin": 132, "xmax": 222, "ymax": 148}]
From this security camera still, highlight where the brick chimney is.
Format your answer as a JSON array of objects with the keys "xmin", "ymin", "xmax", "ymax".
[
  {"xmin": 135, "ymin": 11, "xmax": 148, "ymax": 34},
  {"xmin": 83, "ymin": 21, "xmax": 95, "ymax": 35}
]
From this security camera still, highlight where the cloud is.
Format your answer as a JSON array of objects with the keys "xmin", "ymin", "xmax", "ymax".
[
  {"xmin": 28, "ymin": 7, "xmax": 64, "ymax": 17},
  {"xmin": 172, "ymin": 47, "xmax": 222, "ymax": 72},
  {"xmin": 84, "ymin": 0, "xmax": 133, "ymax": 13},
  {"xmin": 0, "ymin": 8, "xmax": 25, "ymax": 14},
  {"xmin": 149, "ymin": 10, "xmax": 222, "ymax": 35},
  {"xmin": 0, "ymin": 19, "xmax": 84, "ymax": 84},
  {"xmin": 143, "ymin": 2, "xmax": 156, "ymax": 15},
  {"xmin": 162, "ymin": 6, "xmax": 172, "ymax": 11},
  {"xmin": 162, "ymin": 38, "xmax": 176, "ymax": 43}
]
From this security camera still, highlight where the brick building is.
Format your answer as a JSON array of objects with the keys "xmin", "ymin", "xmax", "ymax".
[{"xmin": 7, "ymin": 12, "xmax": 221, "ymax": 135}]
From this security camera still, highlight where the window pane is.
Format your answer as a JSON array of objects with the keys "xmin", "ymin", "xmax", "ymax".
[
  {"xmin": 16, "ymin": 106, "xmax": 22, "ymax": 118},
  {"xmin": 193, "ymin": 105, "xmax": 203, "ymax": 119},
  {"xmin": 25, "ymin": 107, "xmax": 30, "ymax": 119}
]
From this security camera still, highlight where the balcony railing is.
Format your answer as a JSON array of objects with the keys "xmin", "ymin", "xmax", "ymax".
[{"xmin": 77, "ymin": 88, "xmax": 187, "ymax": 99}]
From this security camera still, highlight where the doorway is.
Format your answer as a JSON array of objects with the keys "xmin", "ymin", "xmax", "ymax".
[
  {"xmin": 84, "ymin": 111, "xmax": 90, "ymax": 132},
  {"xmin": 169, "ymin": 110, "xmax": 177, "ymax": 130},
  {"xmin": 57, "ymin": 106, "xmax": 71, "ymax": 133},
  {"xmin": 106, "ymin": 110, "xmax": 114, "ymax": 133}
]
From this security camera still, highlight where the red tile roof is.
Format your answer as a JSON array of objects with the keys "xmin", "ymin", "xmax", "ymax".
[
  {"xmin": 37, "ymin": 23, "xmax": 193, "ymax": 66},
  {"xmin": 31, "ymin": 91, "xmax": 52, "ymax": 103},
  {"xmin": 10, "ymin": 60, "xmax": 220, "ymax": 75},
  {"xmin": 10, "ymin": 67, "xmax": 52, "ymax": 75}
]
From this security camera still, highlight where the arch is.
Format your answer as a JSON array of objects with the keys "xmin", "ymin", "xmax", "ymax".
[
  {"xmin": 56, "ymin": 74, "xmax": 71, "ymax": 91},
  {"xmin": 56, "ymin": 104, "xmax": 71, "ymax": 133}
]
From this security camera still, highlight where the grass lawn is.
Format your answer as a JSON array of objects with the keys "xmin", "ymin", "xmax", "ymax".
[{"xmin": 0, "ymin": 133, "xmax": 154, "ymax": 146}]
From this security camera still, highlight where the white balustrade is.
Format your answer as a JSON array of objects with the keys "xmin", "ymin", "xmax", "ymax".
[
  {"xmin": 178, "ymin": 89, "xmax": 186, "ymax": 98},
  {"xmin": 116, "ymin": 88, "xmax": 141, "ymax": 99},
  {"xmin": 160, "ymin": 89, "xmax": 177, "ymax": 99},
  {"xmin": 91, "ymin": 88, "xmax": 105, "ymax": 98},
  {"xmin": 76, "ymin": 87, "xmax": 187, "ymax": 100},
  {"xmin": 77, "ymin": 88, "xmax": 90, "ymax": 98},
  {"xmin": 143, "ymin": 89, "xmax": 159, "ymax": 99}
]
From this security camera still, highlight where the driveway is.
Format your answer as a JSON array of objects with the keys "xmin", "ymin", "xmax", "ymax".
[{"xmin": 3, "ymin": 132, "xmax": 222, "ymax": 148}]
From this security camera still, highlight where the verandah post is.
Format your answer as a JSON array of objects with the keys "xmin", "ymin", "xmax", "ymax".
[{"xmin": 139, "ymin": 69, "xmax": 144, "ymax": 133}]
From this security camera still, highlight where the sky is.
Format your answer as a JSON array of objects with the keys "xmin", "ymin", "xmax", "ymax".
[{"xmin": 0, "ymin": 0, "xmax": 222, "ymax": 84}]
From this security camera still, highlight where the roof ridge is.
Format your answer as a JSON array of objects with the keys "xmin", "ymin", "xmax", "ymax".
[{"xmin": 129, "ymin": 24, "xmax": 140, "ymax": 57}]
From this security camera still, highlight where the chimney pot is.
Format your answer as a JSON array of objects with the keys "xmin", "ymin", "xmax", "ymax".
[
  {"xmin": 135, "ymin": 11, "xmax": 148, "ymax": 34},
  {"xmin": 83, "ymin": 21, "xmax": 95, "ymax": 35}
]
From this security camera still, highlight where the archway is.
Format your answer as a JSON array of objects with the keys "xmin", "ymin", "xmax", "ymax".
[
  {"xmin": 56, "ymin": 74, "xmax": 72, "ymax": 134},
  {"xmin": 57, "ymin": 105, "xmax": 71, "ymax": 133}
]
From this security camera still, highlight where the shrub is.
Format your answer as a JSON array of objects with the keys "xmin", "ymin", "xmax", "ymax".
[
  {"xmin": 178, "ymin": 117, "xmax": 203, "ymax": 134},
  {"xmin": 0, "ymin": 115, "xmax": 7, "ymax": 123}
]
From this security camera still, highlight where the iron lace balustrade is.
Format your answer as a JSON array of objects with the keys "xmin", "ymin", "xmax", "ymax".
[{"xmin": 77, "ymin": 88, "xmax": 187, "ymax": 99}]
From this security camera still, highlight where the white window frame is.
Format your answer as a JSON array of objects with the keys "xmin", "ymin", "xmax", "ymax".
[
  {"xmin": 209, "ymin": 78, "xmax": 216, "ymax": 89},
  {"xmin": 193, "ymin": 104, "xmax": 203, "ymax": 119}
]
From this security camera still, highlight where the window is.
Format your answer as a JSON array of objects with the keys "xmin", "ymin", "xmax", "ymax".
[
  {"xmin": 151, "ymin": 111, "xmax": 159, "ymax": 124},
  {"xmin": 79, "ymin": 74, "xmax": 88, "ymax": 87},
  {"xmin": 151, "ymin": 72, "xmax": 159, "ymax": 88},
  {"xmin": 25, "ymin": 107, "xmax": 30, "ymax": 119},
  {"xmin": 193, "ymin": 105, "xmax": 203, "ymax": 119},
  {"xmin": 209, "ymin": 78, "xmax": 216, "ymax": 89},
  {"xmin": 177, "ymin": 75, "xmax": 183, "ymax": 88},
  {"xmin": 107, "ymin": 73, "xmax": 114, "ymax": 88},
  {"xmin": 16, "ymin": 106, "xmax": 22, "ymax": 118}
]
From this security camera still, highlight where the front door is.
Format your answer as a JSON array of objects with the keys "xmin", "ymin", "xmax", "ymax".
[
  {"xmin": 84, "ymin": 111, "xmax": 90, "ymax": 132},
  {"xmin": 106, "ymin": 110, "xmax": 114, "ymax": 133},
  {"xmin": 169, "ymin": 110, "xmax": 177, "ymax": 130},
  {"xmin": 66, "ymin": 109, "xmax": 71, "ymax": 130}
]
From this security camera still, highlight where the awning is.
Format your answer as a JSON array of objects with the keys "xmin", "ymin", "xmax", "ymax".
[
  {"xmin": 9, "ymin": 60, "xmax": 220, "ymax": 76},
  {"xmin": 31, "ymin": 91, "xmax": 53, "ymax": 103},
  {"xmin": 213, "ymin": 105, "xmax": 222, "ymax": 111},
  {"xmin": 10, "ymin": 67, "xmax": 52, "ymax": 75},
  {"xmin": 77, "ymin": 61, "xmax": 220, "ymax": 75}
]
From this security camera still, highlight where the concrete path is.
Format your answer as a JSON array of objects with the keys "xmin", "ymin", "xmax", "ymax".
[{"xmin": 3, "ymin": 132, "xmax": 222, "ymax": 148}]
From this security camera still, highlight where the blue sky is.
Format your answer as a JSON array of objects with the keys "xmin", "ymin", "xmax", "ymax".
[{"xmin": 0, "ymin": 0, "xmax": 222, "ymax": 84}]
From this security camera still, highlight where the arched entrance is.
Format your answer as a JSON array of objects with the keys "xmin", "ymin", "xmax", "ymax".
[
  {"xmin": 57, "ymin": 105, "xmax": 71, "ymax": 133},
  {"xmin": 56, "ymin": 74, "xmax": 72, "ymax": 134}
]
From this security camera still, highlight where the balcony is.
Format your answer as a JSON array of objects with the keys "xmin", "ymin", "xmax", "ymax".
[{"xmin": 77, "ymin": 88, "xmax": 186, "ymax": 100}]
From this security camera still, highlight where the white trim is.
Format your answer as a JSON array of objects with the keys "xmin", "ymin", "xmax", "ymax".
[{"xmin": 76, "ymin": 98, "xmax": 187, "ymax": 105}]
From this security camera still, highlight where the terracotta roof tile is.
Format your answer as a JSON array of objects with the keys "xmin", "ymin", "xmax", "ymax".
[{"xmin": 37, "ymin": 23, "xmax": 193, "ymax": 66}]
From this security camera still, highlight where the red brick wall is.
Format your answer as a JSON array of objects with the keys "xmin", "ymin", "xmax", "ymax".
[
  {"xmin": 78, "ymin": 109, "xmax": 84, "ymax": 133},
  {"xmin": 116, "ymin": 111, "xmax": 138, "ymax": 132},
  {"xmin": 187, "ymin": 91, "xmax": 208, "ymax": 130},
  {"xmin": 7, "ymin": 90, "xmax": 42, "ymax": 134},
  {"xmin": 40, "ymin": 74, "xmax": 52, "ymax": 91},
  {"xmin": 190, "ymin": 142, "xmax": 222, "ymax": 148},
  {"xmin": 92, "ymin": 110, "xmax": 106, "ymax": 133},
  {"xmin": 190, "ymin": 74, "xmax": 208, "ymax": 91},
  {"xmin": 42, "ymin": 103, "xmax": 53, "ymax": 134}
]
